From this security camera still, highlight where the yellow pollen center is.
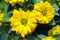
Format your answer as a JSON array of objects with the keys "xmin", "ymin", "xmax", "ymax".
[
  {"xmin": 41, "ymin": 10, "xmax": 46, "ymax": 16},
  {"xmin": 21, "ymin": 19, "xmax": 27, "ymax": 25},
  {"xmin": 37, "ymin": 9, "xmax": 47, "ymax": 16}
]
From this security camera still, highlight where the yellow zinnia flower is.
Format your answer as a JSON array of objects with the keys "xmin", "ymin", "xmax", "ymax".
[
  {"xmin": 10, "ymin": 9, "xmax": 37, "ymax": 37},
  {"xmin": 0, "ymin": 22, "xmax": 2, "ymax": 26},
  {"xmin": 34, "ymin": 1, "xmax": 55, "ymax": 24},
  {"xmin": 0, "ymin": 13, "xmax": 4, "ymax": 26},
  {"xmin": 42, "ymin": 36, "xmax": 55, "ymax": 40},
  {"xmin": 5, "ymin": 0, "xmax": 17, "ymax": 6},
  {"xmin": 48, "ymin": 25, "xmax": 60, "ymax": 35},
  {"xmin": 0, "ymin": 14, "xmax": 4, "ymax": 22},
  {"xmin": 5, "ymin": 0, "xmax": 28, "ymax": 6},
  {"xmin": 57, "ymin": 0, "xmax": 60, "ymax": 6}
]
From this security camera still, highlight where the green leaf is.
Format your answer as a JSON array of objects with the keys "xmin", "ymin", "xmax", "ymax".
[
  {"xmin": 27, "ymin": 4, "xmax": 34, "ymax": 10},
  {"xmin": 55, "ymin": 12, "xmax": 60, "ymax": 16},
  {"xmin": 48, "ymin": 31, "xmax": 54, "ymax": 37},
  {"xmin": 55, "ymin": 35, "xmax": 60, "ymax": 40},
  {"xmin": 55, "ymin": 16, "xmax": 60, "ymax": 24},
  {"xmin": 49, "ymin": 20, "xmax": 56, "ymax": 26},
  {"xmin": 9, "ymin": 36, "xmax": 20, "ymax": 40},
  {"xmin": 35, "ymin": 37, "xmax": 41, "ymax": 40},
  {"xmin": 28, "ymin": 36, "xmax": 40, "ymax": 40},
  {"xmin": 32, "ymin": 0, "xmax": 36, "ymax": 3},
  {"xmin": 47, "ymin": 0, "xmax": 57, "ymax": 4},
  {"xmin": 28, "ymin": 36, "xmax": 36, "ymax": 40},
  {"xmin": 13, "ymin": 35, "xmax": 20, "ymax": 40},
  {"xmin": 1, "ymin": 31, "xmax": 9, "ymax": 40},
  {"xmin": 0, "ymin": 0, "xmax": 10, "ymax": 22},
  {"xmin": 0, "ymin": 0, "xmax": 9, "ymax": 12},
  {"xmin": 52, "ymin": 3, "xmax": 59, "ymax": 11},
  {"xmin": 37, "ymin": 34, "xmax": 46, "ymax": 39},
  {"xmin": 8, "ymin": 32, "xmax": 20, "ymax": 40},
  {"xmin": 36, "ymin": 0, "xmax": 40, "ymax": 3},
  {"xmin": 3, "ymin": 12, "xmax": 10, "ymax": 22}
]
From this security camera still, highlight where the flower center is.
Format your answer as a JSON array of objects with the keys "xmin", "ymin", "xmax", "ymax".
[
  {"xmin": 40, "ymin": 8, "xmax": 47, "ymax": 16},
  {"xmin": 37, "ymin": 9, "xmax": 47, "ymax": 16},
  {"xmin": 21, "ymin": 19, "xmax": 27, "ymax": 25},
  {"xmin": 41, "ymin": 10, "xmax": 46, "ymax": 16}
]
